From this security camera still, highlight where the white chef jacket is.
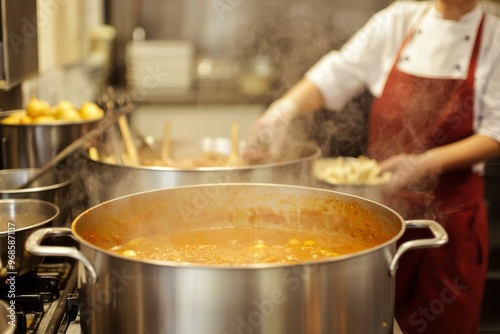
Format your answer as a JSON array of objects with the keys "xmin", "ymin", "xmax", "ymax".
[{"xmin": 305, "ymin": 0, "xmax": 500, "ymax": 145}]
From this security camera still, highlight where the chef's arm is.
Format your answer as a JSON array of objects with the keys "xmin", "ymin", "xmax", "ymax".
[
  {"xmin": 428, "ymin": 134, "xmax": 500, "ymax": 172},
  {"xmin": 280, "ymin": 79, "xmax": 325, "ymax": 116},
  {"xmin": 243, "ymin": 78, "xmax": 325, "ymax": 162},
  {"xmin": 379, "ymin": 134, "xmax": 500, "ymax": 190}
]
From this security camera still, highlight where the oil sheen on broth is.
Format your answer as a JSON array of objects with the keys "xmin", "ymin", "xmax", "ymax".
[{"xmin": 109, "ymin": 227, "xmax": 370, "ymax": 265}]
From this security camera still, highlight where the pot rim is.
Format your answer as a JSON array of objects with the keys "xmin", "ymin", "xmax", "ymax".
[
  {"xmin": 0, "ymin": 198, "xmax": 60, "ymax": 234},
  {"xmin": 0, "ymin": 168, "xmax": 75, "ymax": 194},
  {"xmin": 71, "ymin": 183, "xmax": 406, "ymax": 270}
]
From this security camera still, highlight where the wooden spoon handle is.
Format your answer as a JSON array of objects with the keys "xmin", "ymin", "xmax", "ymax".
[
  {"xmin": 118, "ymin": 115, "xmax": 139, "ymax": 165},
  {"xmin": 161, "ymin": 121, "xmax": 172, "ymax": 163}
]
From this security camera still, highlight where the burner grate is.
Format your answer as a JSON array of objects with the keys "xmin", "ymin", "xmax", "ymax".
[{"xmin": 0, "ymin": 260, "xmax": 77, "ymax": 334}]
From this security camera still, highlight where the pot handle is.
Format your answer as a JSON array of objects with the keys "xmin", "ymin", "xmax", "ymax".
[
  {"xmin": 389, "ymin": 220, "xmax": 448, "ymax": 277},
  {"xmin": 25, "ymin": 227, "xmax": 98, "ymax": 284}
]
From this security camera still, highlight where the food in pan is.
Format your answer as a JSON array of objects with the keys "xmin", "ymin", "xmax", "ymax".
[
  {"xmin": 109, "ymin": 227, "xmax": 370, "ymax": 265},
  {"xmin": 0, "ymin": 111, "xmax": 33, "ymax": 125},
  {"xmin": 95, "ymin": 121, "xmax": 248, "ymax": 168},
  {"xmin": 79, "ymin": 101, "xmax": 105, "ymax": 120},
  {"xmin": 140, "ymin": 151, "xmax": 247, "ymax": 168},
  {"xmin": 139, "ymin": 122, "xmax": 246, "ymax": 168},
  {"xmin": 0, "ymin": 97, "xmax": 104, "ymax": 124},
  {"xmin": 315, "ymin": 156, "xmax": 392, "ymax": 185}
]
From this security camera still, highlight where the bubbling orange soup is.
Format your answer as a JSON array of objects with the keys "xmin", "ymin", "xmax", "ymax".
[{"xmin": 109, "ymin": 227, "xmax": 371, "ymax": 265}]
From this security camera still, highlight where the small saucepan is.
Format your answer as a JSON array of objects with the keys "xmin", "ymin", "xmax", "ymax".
[{"xmin": 0, "ymin": 199, "xmax": 59, "ymax": 280}]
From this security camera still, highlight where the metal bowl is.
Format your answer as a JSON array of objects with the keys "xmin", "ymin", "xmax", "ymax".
[
  {"xmin": 0, "ymin": 110, "xmax": 101, "ymax": 169},
  {"xmin": 0, "ymin": 169, "xmax": 74, "ymax": 226},
  {"xmin": 0, "ymin": 199, "xmax": 59, "ymax": 280}
]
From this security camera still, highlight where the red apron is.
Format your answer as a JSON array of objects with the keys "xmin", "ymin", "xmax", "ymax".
[{"xmin": 369, "ymin": 11, "xmax": 489, "ymax": 334}]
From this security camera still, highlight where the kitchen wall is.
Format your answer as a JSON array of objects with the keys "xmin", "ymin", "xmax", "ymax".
[
  {"xmin": 108, "ymin": 0, "xmax": 500, "ymax": 146},
  {"xmin": 108, "ymin": 0, "xmax": 392, "ymax": 94},
  {"xmin": 107, "ymin": 0, "xmax": 393, "ymax": 140},
  {"xmin": 5, "ymin": 0, "xmax": 499, "ymax": 110}
]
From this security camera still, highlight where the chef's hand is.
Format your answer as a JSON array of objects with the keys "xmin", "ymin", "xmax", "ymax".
[
  {"xmin": 379, "ymin": 152, "xmax": 442, "ymax": 191},
  {"xmin": 243, "ymin": 99, "xmax": 298, "ymax": 162}
]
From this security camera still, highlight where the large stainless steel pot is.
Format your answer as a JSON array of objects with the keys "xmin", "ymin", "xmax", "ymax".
[
  {"xmin": 26, "ymin": 183, "xmax": 447, "ymax": 334},
  {"xmin": 82, "ymin": 137, "xmax": 321, "ymax": 205},
  {"xmin": 0, "ymin": 199, "xmax": 59, "ymax": 280},
  {"xmin": 0, "ymin": 110, "xmax": 101, "ymax": 169}
]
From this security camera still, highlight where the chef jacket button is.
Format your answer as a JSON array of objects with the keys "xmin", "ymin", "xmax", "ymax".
[
  {"xmin": 455, "ymin": 64, "xmax": 461, "ymax": 70},
  {"xmin": 417, "ymin": 29, "xmax": 422, "ymax": 34},
  {"xmin": 465, "ymin": 35, "xmax": 470, "ymax": 41},
  {"xmin": 404, "ymin": 56, "xmax": 410, "ymax": 61}
]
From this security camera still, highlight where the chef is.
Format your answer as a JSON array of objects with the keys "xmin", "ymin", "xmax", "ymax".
[{"xmin": 244, "ymin": 0, "xmax": 500, "ymax": 333}]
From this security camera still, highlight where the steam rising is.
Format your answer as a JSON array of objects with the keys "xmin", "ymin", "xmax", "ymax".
[
  {"xmin": 65, "ymin": 0, "xmax": 451, "ymax": 224},
  {"xmin": 219, "ymin": 0, "xmax": 452, "ymax": 221},
  {"xmin": 223, "ymin": 0, "xmax": 378, "ymax": 163},
  {"xmin": 229, "ymin": 0, "xmax": 360, "ymax": 97}
]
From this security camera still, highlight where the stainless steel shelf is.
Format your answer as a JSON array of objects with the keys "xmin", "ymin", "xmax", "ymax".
[{"xmin": 119, "ymin": 86, "xmax": 274, "ymax": 106}]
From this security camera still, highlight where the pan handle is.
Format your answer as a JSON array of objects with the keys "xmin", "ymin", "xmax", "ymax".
[
  {"xmin": 25, "ymin": 227, "xmax": 98, "ymax": 284},
  {"xmin": 389, "ymin": 220, "xmax": 448, "ymax": 277}
]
